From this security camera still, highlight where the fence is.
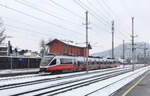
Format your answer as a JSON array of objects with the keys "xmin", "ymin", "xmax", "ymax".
[{"xmin": 0, "ymin": 56, "xmax": 41, "ymax": 69}]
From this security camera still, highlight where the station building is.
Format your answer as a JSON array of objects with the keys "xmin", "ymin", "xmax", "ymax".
[
  {"xmin": 0, "ymin": 44, "xmax": 8, "ymax": 56},
  {"xmin": 46, "ymin": 39, "xmax": 90, "ymax": 56}
]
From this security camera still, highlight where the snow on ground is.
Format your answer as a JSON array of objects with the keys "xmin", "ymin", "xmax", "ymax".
[
  {"xmin": 0, "ymin": 67, "xmax": 129, "ymax": 96},
  {"xmin": 0, "ymin": 64, "xmax": 146, "ymax": 96},
  {"xmin": 57, "ymin": 65, "xmax": 149, "ymax": 96},
  {"xmin": 0, "ymin": 64, "xmax": 144, "ymax": 86},
  {"xmin": 0, "ymin": 67, "xmax": 125, "ymax": 88},
  {"xmin": 0, "ymin": 66, "xmax": 123, "ymax": 86},
  {"xmin": 0, "ymin": 68, "xmax": 39, "ymax": 75}
]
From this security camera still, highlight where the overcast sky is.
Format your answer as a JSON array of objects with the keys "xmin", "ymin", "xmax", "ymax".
[{"xmin": 0, "ymin": 0, "xmax": 150, "ymax": 54}]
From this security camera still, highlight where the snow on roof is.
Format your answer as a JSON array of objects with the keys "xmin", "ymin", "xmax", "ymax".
[{"xmin": 47, "ymin": 39, "xmax": 86, "ymax": 48}]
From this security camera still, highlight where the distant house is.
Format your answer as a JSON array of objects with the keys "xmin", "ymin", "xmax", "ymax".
[
  {"xmin": 0, "ymin": 44, "xmax": 8, "ymax": 56},
  {"xmin": 46, "ymin": 39, "xmax": 90, "ymax": 56}
]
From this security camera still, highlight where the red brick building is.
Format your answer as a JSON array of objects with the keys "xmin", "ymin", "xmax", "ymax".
[{"xmin": 46, "ymin": 39, "xmax": 89, "ymax": 56}]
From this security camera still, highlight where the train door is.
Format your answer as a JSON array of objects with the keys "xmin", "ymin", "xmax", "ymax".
[{"xmin": 73, "ymin": 58, "xmax": 77, "ymax": 71}]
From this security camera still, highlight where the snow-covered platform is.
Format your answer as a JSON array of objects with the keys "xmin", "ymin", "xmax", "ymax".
[
  {"xmin": 0, "ymin": 64, "xmax": 147, "ymax": 96},
  {"xmin": 57, "ymin": 65, "xmax": 150, "ymax": 96},
  {"xmin": 0, "ymin": 68, "xmax": 39, "ymax": 77},
  {"xmin": 113, "ymin": 68, "xmax": 150, "ymax": 96}
]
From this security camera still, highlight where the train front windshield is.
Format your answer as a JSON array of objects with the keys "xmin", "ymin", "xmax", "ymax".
[{"xmin": 40, "ymin": 57, "xmax": 54, "ymax": 66}]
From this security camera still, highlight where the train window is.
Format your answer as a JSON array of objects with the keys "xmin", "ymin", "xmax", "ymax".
[
  {"xmin": 88, "ymin": 61, "xmax": 90, "ymax": 65},
  {"xmin": 91, "ymin": 61, "xmax": 93, "ymax": 65},
  {"xmin": 60, "ymin": 58, "xmax": 72, "ymax": 64},
  {"xmin": 40, "ymin": 57, "xmax": 53, "ymax": 66},
  {"xmin": 94, "ymin": 61, "xmax": 97, "ymax": 64},
  {"xmin": 78, "ymin": 61, "xmax": 81, "ymax": 66},
  {"xmin": 50, "ymin": 59, "xmax": 56, "ymax": 65},
  {"xmin": 77, "ymin": 61, "xmax": 80, "ymax": 66},
  {"xmin": 78, "ymin": 61, "xmax": 84, "ymax": 66}
]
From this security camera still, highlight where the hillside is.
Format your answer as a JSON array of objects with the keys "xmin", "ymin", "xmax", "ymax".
[{"xmin": 92, "ymin": 42, "xmax": 150, "ymax": 59}]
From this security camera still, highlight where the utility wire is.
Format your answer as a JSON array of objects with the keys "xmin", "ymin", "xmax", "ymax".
[
  {"xmin": 86, "ymin": 0, "xmax": 112, "ymax": 21},
  {"xmin": 6, "ymin": 27, "xmax": 40, "ymax": 41},
  {"xmin": 6, "ymin": 24, "xmax": 51, "ymax": 37},
  {"xmin": 48, "ymin": 0, "xmax": 84, "ymax": 20},
  {"xmin": 14, "ymin": 0, "xmax": 81, "ymax": 27},
  {"xmin": 95, "ymin": 0, "xmax": 114, "ymax": 19},
  {"xmin": 101, "ymin": 0, "xmax": 116, "ymax": 18},
  {"xmin": 5, "ymin": 22, "xmax": 82, "ymax": 40},
  {"xmin": 100, "ymin": 0, "xmax": 131, "ymax": 39},
  {"xmin": 78, "ymin": 0, "xmax": 110, "ymax": 24},
  {"xmin": 74, "ymin": 0, "xmax": 128, "ymax": 41},
  {"xmin": 96, "ymin": 0, "xmax": 131, "ymax": 38},
  {"xmin": 73, "ymin": 0, "xmax": 109, "ymax": 26},
  {"xmin": 0, "ymin": 3, "xmax": 83, "ymax": 36}
]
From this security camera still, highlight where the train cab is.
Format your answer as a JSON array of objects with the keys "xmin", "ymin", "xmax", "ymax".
[{"xmin": 39, "ymin": 55, "xmax": 56, "ymax": 72}]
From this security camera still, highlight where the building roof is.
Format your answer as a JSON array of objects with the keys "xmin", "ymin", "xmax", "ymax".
[{"xmin": 46, "ymin": 39, "xmax": 87, "ymax": 49}]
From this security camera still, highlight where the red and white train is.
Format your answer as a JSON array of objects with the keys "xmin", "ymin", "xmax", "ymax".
[{"xmin": 39, "ymin": 55, "xmax": 119, "ymax": 73}]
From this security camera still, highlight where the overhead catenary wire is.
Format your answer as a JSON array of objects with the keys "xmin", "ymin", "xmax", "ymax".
[
  {"xmin": 95, "ymin": 0, "xmax": 131, "ymax": 38},
  {"xmin": 95, "ymin": 0, "xmax": 114, "ymax": 19},
  {"xmin": 3, "ymin": 16, "xmax": 85, "ymax": 41},
  {"xmin": 86, "ymin": 0, "xmax": 112, "ymax": 21},
  {"xmin": 100, "ymin": 0, "xmax": 116, "ymax": 18},
  {"xmin": 6, "ymin": 24, "xmax": 52, "ymax": 37},
  {"xmin": 1, "ymin": 0, "xmax": 133, "ymax": 53},
  {"xmin": 78, "ymin": 0, "xmax": 110, "ymax": 24},
  {"xmin": 74, "ymin": 0, "xmax": 130, "ymax": 38},
  {"xmin": 0, "ymin": 3, "xmax": 84, "ymax": 36},
  {"xmin": 73, "ymin": 0, "xmax": 109, "ymax": 26},
  {"xmin": 5, "ymin": 23, "xmax": 82, "ymax": 40},
  {"xmin": 86, "ymin": 0, "xmax": 129, "ymax": 40},
  {"xmin": 48, "ymin": 0, "xmax": 84, "ymax": 20},
  {"xmin": 73, "ymin": 0, "xmax": 127, "ymax": 42},
  {"xmin": 6, "ymin": 27, "xmax": 40, "ymax": 41},
  {"xmin": 45, "ymin": 0, "xmax": 118, "ymax": 43},
  {"xmin": 14, "ymin": 0, "xmax": 82, "ymax": 27},
  {"xmin": 100, "ymin": 0, "xmax": 131, "ymax": 39}
]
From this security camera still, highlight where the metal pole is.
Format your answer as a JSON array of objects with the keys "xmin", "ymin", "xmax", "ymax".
[
  {"xmin": 7, "ymin": 41, "xmax": 10, "ymax": 56},
  {"xmin": 131, "ymin": 17, "xmax": 135, "ymax": 71},
  {"xmin": 28, "ymin": 58, "xmax": 30, "ymax": 69},
  {"xmin": 85, "ymin": 11, "xmax": 89, "ymax": 73},
  {"xmin": 112, "ymin": 21, "xmax": 114, "ymax": 59},
  {"xmin": 144, "ymin": 43, "xmax": 147, "ymax": 67},
  {"xmin": 123, "ymin": 40, "xmax": 125, "ymax": 68},
  {"xmin": 10, "ymin": 55, "xmax": 12, "ymax": 69}
]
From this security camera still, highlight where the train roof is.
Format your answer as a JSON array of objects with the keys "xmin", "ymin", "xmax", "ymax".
[{"xmin": 44, "ymin": 54, "xmax": 115, "ymax": 61}]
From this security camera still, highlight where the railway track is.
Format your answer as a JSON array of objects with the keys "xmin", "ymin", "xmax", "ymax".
[
  {"xmin": 0, "ymin": 66, "xmax": 122, "ymax": 81},
  {"xmin": 11, "ymin": 69, "xmax": 131, "ymax": 96},
  {"xmin": 0, "ymin": 67, "xmax": 125, "ymax": 90},
  {"xmin": 0, "ymin": 66, "xmax": 144, "ymax": 96}
]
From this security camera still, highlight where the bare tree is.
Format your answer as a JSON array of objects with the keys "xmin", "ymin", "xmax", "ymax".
[
  {"xmin": 0, "ymin": 18, "xmax": 6, "ymax": 44},
  {"xmin": 40, "ymin": 39, "xmax": 46, "ymax": 57},
  {"xmin": 0, "ymin": 29, "xmax": 6, "ymax": 44}
]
